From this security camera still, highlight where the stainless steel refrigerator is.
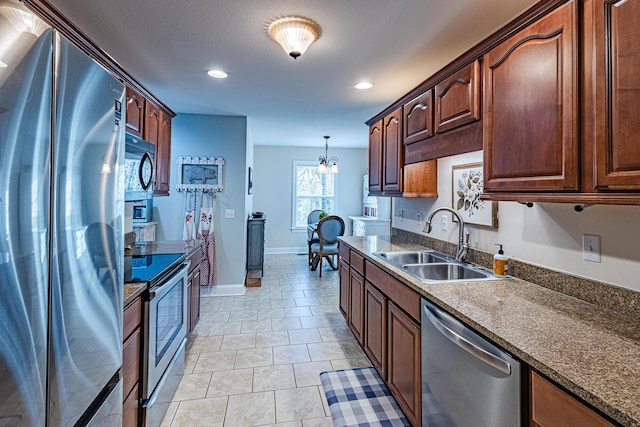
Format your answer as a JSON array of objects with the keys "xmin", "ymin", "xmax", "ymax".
[{"xmin": 0, "ymin": 0, "xmax": 125, "ymax": 425}]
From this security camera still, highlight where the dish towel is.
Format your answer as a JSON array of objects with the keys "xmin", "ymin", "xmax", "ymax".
[
  {"xmin": 182, "ymin": 192, "xmax": 197, "ymax": 241},
  {"xmin": 197, "ymin": 192, "xmax": 217, "ymax": 286}
]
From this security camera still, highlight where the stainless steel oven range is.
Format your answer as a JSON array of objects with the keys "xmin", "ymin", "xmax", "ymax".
[{"xmin": 126, "ymin": 253, "xmax": 189, "ymax": 426}]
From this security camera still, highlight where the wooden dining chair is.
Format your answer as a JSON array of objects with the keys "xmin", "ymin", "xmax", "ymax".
[{"xmin": 310, "ymin": 215, "xmax": 345, "ymax": 277}]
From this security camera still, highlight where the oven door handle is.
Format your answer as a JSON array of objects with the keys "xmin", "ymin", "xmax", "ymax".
[
  {"xmin": 423, "ymin": 303, "xmax": 511, "ymax": 375},
  {"xmin": 148, "ymin": 261, "xmax": 190, "ymax": 301}
]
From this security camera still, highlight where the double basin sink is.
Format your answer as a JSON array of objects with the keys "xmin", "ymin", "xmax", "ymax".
[{"xmin": 373, "ymin": 250, "xmax": 503, "ymax": 282}]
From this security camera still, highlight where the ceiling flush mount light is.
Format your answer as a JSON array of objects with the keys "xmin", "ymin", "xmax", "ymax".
[
  {"xmin": 0, "ymin": 5, "xmax": 48, "ymax": 36},
  {"xmin": 267, "ymin": 16, "xmax": 321, "ymax": 59},
  {"xmin": 207, "ymin": 69, "xmax": 228, "ymax": 79},
  {"xmin": 354, "ymin": 81, "xmax": 373, "ymax": 90},
  {"xmin": 318, "ymin": 136, "xmax": 338, "ymax": 174}
]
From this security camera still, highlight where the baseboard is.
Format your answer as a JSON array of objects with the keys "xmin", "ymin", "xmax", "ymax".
[
  {"xmin": 265, "ymin": 246, "xmax": 306, "ymax": 255},
  {"xmin": 201, "ymin": 284, "xmax": 246, "ymax": 296}
]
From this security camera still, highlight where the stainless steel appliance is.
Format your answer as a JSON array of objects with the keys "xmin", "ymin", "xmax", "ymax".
[
  {"xmin": 132, "ymin": 198, "xmax": 154, "ymax": 223},
  {"xmin": 0, "ymin": 1, "xmax": 124, "ymax": 425},
  {"xmin": 421, "ymin": 298, "xmax": 521, "ymax": 427},
  {"xmin": 125, "ymin": 134, "xmax": 155, "ymax": 202},
  {"xmin": 126, "ymin": 254, "xmax": 189, "ymax": 426}
]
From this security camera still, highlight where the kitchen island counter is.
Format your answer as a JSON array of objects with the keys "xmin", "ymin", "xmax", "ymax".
[{"xmin": 339, "ymin": 235, "xmax": 640, "ymax": 427}]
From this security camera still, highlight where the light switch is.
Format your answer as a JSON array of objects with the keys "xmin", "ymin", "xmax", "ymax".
[
  {"xmin": 225, "ymin": 209, "xmax": 235, "ymax": 219},
  {"xmin": 582, "ymin": 234, "xmax": 601, "ymax": 262}
]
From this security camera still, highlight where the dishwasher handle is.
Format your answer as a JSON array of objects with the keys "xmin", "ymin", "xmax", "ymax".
[{"xmin": 423, "ymin": 303, "xmax": 511, "ymax": 375}]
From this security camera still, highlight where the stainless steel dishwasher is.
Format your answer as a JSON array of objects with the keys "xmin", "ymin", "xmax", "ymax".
[{"xmin": 421, "ymin": 298, "xmax": 521, "ymax": 426}]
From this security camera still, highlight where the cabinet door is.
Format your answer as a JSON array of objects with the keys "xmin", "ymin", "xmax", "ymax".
[
  {"xmin": 364, "ymin": 282, "xmax": 387, "ymax": 379},
  {"xmin": 348, "ymin": 270, "xmax": 365, "ymax": 344},
  {"xmin": 338, "ymin": 259, "xmax": 350, "ymax": 318},
  {"xmin": 435, "ymin": 60, "xmax": 481, "ymax": 134},
  {"xmin": 403, "ymin": 90, "xmax": 433, "ymax": 144},
  {"xmin": 125, "ymin": 87, "xmax": 144, "ymax": 138},
  {"xmin": 483, "ymin": 1, "xmax": 579, "ymax": 192},
  {"xmin": 591, "ymin": 0, "xmax": 640, "ymax": 190},
  {"xmin": 123, "ymin": 382, "xmax": 139, "ymax": 427},
  {"xmin": 388, "ymin": 303, "xmax": 421, "ymax": 427},
  {"xmin": 382, "ymin": 109, "xmax": 403, "ymax": 193},
  {"xmin": 143, "ymin": 101, "xmax": 160, "ymax": 146},
  {"xmin": 368, "ymin": 121, "xmax": 383, "ymax": 194},
  {"xmin": 154, "ymin": 110, "xmax": 172, "ymax": 196},
  {"xmin": 188, "ymin": 266, "xmax": 201, "ymax": 333},
  {"xmin": 531, "ymin": 371, "xmax": 615, "ymax": 427}
]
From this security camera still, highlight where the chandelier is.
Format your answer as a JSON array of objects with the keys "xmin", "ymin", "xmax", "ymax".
[
  {"xmin": 318, "ymin": 136, "xmax": 338, "ymax": 174},
  {"xmin": 267, "ymin": 16, "xmax": 322, "ymax": 59}
]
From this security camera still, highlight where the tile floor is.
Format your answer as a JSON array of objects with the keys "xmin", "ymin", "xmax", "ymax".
[{"xmin": 160, "ymin": 254, "xmax": 372, "ymax": 427}]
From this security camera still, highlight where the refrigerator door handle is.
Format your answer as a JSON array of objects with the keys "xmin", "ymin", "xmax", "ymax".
[{"xmin": 423, "ymin": 304, "xmax": 511, "ymax": 375}]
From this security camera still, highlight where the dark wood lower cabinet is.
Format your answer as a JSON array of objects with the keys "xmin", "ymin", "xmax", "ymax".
[
  {"xmin": 364, "ymin": 282, "xmax": 387, "ymax": 379},
  {"xmin": 348, "ymin": 270, "xmax": 365, "ymax": 344},
  {"xmin": 122, "ymin": 295, "xmax": 142, "ymax": 427},
  {"xmin": 123, "ymin": 383, "xmax": 140, "ymax": 427},
  {"xmin": 187, "ymin": 247, "xmax": 202, "ymax": 335},
  {"xmin": 339, "ymin": 259, "xmax": 350, "ymax": 317},
  {"xmin": 387, "ymin": 302, "xmax": 421, "ymax": 427}
]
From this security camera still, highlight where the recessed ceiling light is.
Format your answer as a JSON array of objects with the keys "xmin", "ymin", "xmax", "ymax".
[
  {"xmin": 207, "ymin": 69, "xmax": 228, "ymax": 79},
  {"xmin": 354, "ymin": 81, "xmax": 373, "ymax": 90}
]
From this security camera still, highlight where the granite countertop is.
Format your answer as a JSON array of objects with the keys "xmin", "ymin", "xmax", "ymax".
[
  {"xmin": 123, "ymin": 240, "xmax": 203, "ymax": 307},
  {"xmin": 339, "ymin": 235, "xmax": 640, "ymax": 427}
]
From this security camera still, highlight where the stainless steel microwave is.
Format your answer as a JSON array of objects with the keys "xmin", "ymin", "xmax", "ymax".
[{"xmin": 125, "ymin": 134, "xmax": 155, "ymax": 201}]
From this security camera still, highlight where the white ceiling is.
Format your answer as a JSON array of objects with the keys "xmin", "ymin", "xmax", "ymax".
[{"xmin": 46, "ymin": 0, "xmax": 538, "ymax": 149}]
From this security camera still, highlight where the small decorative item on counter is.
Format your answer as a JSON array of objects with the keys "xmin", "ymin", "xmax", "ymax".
[{"xmin": 493, "ymin": 244, "xmax": 509, "ymax": 276}]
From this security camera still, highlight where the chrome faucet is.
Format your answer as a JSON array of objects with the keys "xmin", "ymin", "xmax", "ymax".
[{"xmin": 423, "ymin": 207, "xmax": 470, "ymax": 262}]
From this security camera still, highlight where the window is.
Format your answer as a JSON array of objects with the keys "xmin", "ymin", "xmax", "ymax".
[{"xmin": 292, "ymin": 161, "xmax": 336, "ymax": 229}]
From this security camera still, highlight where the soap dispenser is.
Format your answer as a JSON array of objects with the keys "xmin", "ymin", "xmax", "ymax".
[{"xmin": 493, "ymin": 244, "xmax": 508, "ymax": 277}]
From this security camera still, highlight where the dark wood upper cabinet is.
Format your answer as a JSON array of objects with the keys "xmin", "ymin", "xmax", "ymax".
[
  {"xmin": 435, "ymin": 60, "xmax": 481, "ymax": 134},
  {"xmin": 589, "ymin": 0, "xmax": 640, "ymax": 191},
  {"xmin": 125, "ymin": 87, "xmax": 144, "ymax": 138},
  {"xmin": 403, "ymin": 90, "xmax": 433, "ymax": 145},
  {"xmin": 368, "ymin": 121, "xmax": 383, "ymax": 195},
  {"xmin": 143, "ymin": 101, "xmax": 160, "ymax": 147},
  {"xmin": 155, "ymin": 110, "xmax": 172, "ymax": 196},
  {"xmin": 483, "ymin": 1, "xmax": 578, "ymax": 192},
  {"xmin": 382, "ymin": 109, "xmax": 403, "ymax": 194}
]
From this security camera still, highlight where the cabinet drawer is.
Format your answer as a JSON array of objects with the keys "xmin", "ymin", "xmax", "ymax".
[
  {"xmin": 350, "ymin": 251, "xmax": 365, "ymax": 276},
  {"xmin": 339, "ymin": 243, "xmax": 350, "ymax": 262},
  {"xmin": 531, "ymin": 371, "xmax": 615, "ymax": 427},
  {"xmin": 188, "ymin": 247, "xmax": 202, "ymax": 274},
  {"xmin": 123, "ymin": 295, "xmax": 142, "ymax": 341},
  {"xmin": 123, "ymin": 382, "xmax": 139, "ymax": 427},
  {"xmin": 123, "ymin": 327, "xmax": 141, "ymax": 397},
  {"xmin": 366, "ymin": 261, "xmax": 421, "ymax": 322}
]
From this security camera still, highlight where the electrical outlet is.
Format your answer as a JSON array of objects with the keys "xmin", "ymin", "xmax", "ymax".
[
  {"xmin": 582, "ymin": 234, "xmax": 601, "ymax": 262},
  {"xmin": 440, "ymin": 214, "xmax": 448, "ymax": 231},
  {"xmin": 417, "ymin": 212, "xmax": 422, "ymax": 223},
  {"xmin": 398, "ymin": 209, "xmax": 403, "ymax": 222},
  {"xmin": 225, "ymin": 209, "xmax": 235, "ymax": 219}
]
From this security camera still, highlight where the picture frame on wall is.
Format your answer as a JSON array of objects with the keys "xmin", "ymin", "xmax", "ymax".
[{"xmin": 451, "ymin": 162, "xmax": 498, "ymax": 229}]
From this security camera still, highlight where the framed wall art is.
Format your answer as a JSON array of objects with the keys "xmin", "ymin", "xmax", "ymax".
[
  {"xmin": 451, "ymin": 162, "xmax": 498, "ymax": 229},
  {"xmin": 176, "ymin": 156, "xmax": 225, "ymax": 192}
]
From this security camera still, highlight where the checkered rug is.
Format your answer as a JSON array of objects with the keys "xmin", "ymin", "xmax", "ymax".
[{"xmin": 320, "ymin": 367, "xmax": 410, "ymax": 427}]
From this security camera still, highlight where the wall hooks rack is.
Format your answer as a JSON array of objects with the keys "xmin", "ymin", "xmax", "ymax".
[{"xmin": 176, "ymin": 156, "xmax": 225, "ymax": 192}]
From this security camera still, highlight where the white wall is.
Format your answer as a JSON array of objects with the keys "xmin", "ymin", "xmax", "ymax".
[
  {"xmin": 153, "ymin": 113, "xmax": 249, "ymax": 286},
  {"xmin": 253, "ymin": 146, "xmax": 368, "ymax": 253},
  {"xmin": 393, "ymin": 151, "xmax": 640, "ymax": 292}
]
